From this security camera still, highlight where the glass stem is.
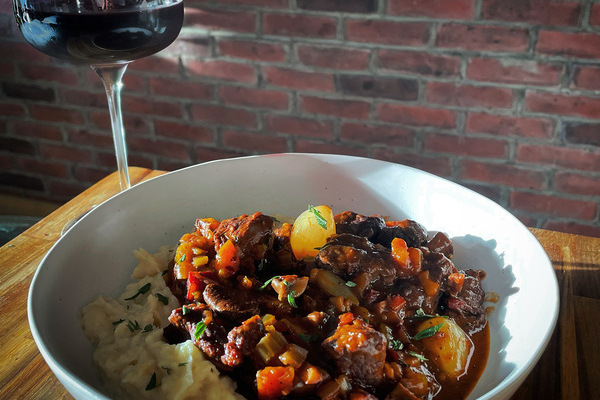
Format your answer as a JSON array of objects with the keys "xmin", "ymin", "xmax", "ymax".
[{"xmin": 92, "ymin": 63, "xmax": 131, "ymax": 191}]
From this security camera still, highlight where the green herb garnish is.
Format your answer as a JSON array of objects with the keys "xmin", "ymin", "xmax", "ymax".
[
  {"xmin": 412, "ymin": 323, "xmax": 445, "ymax": 340},
  {"xmin": 112, "ymin": 319, "xmax": 125, "ymax": 326},
  {"xmin": 259, "ymin": 276, "xmax": 280, "ymax": 290},
  {"xmin": 287, "ymin": 290, "xmax": 298, "ymax": 308},
  {"xmin": 390, "ymin": 339, "xmax": 403, "ymax": 351},
  {"xmin": 126, "ymin": 319, "xmax": 141, "ymax": 332},
  {"xmin": 194, "ymin": 321, "xmax": 207, "ymax": 341},
  {"xmin": 345, "ymin": 281, "xmax": 357, "ymax": 287},
  {"xmin": 412, "ymin": 308, "xmax": 448, "ymax": 319},
  {"xmin": 182, "ymin": 306, "xmax": 190, "ymax": 315},
  {"xmin": 178, "ymin": 254, "xmax": 186, "ymax": 263},
  {"xmin": 145, "ymin": 372, "xmax": 159, "ymax": 391},
  {"xmin": 143, "ymin": 324, "xmax": 153, "ymax": 333},
  {"xmin": 155, "ymin": 293, "xmax": 169, "ymax": 306},
  {"xmin": 161, "ymin": 366, "xmax": 172, "ymax": 375},
  {"xmin": 409, "ymin": 351, "xmax": 428, "ymax": 362},
  {"xmin": 178, "ymin": 362, "xmax": 188, "ymax": 367},
  {"xmin": 308, "ymin": 205, "xmax": 327, "ymax": 229},
  {"xmin": 124, "ymin": 282, "xmax": 151, "ymax": 301}
]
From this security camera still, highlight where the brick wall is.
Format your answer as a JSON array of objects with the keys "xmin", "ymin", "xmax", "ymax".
[{"xmin": 1, "ymin": 0, "xmax": 600, "ymax": 237}]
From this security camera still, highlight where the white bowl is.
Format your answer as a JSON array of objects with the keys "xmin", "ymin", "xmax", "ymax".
[{"xmin": 28, "ymin": 153, "xmax": 559, "ymax": 400}]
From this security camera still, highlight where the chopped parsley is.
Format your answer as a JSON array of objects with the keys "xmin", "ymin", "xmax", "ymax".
[
  {"xmin": 182, "ymin": 306, "xmax": 191, "ymax": 315},
  {"xmin": 124, "ymin": 283, "xmax": 151, "ymax": 301},
  {"xmin": 259, "ymin": 276, "xmax": 280, "ymax": 290},
  {"xmin": 155, "ymin": 293, "xmax": 169, "ymax": 306},
  {"xmin": 126, "ymin": 319, "xmax": 141, "ymax": 332},
  {"xmin": 412, "ymin": 323, "xmax": 445, "ymax": 340},
  {"xmin": 178, "ymin": 362, "xmax": 188, "ymax": 367},
  {"xmin": 287, "ymin": 290, "xmax": 298, "ymax": 308},
  {"xmin": 112, "ymin": 319, "xmax": 125, "ymax": 326},
  {"xmin": 390, "ymin": 339, "xmax": 403, "ymax": 351},
  {"xmin": 409, "ymin": 351, "xmax": 428, "ymax": 362},
  {"xmin": 412, "ymin": 308, "xmax": 449, "ymax": 320},
  {"xmin": 161, "ymin": 366, "xmax": 172, "ymax": 375},
  {"xmin": 145, "ymin": 372, "xmax": 159, "ymax": 391},
  {"xmin": 142, "ymin": 324, "xmax": 153, "ymax": 333},
  {"xmin": 194, "ymin": 321, "xmax": 207, "ymax": 341},
  {"xmin": 308, "ymin": 205, "xmax": 327, "ymax": 229},
  {"xmin": 178, "ymin": 254, "xmax": 186, "ymax": 263},
  {"xmin": 345, "ymin": 281, "xmax": 357, "ymax": 288}
]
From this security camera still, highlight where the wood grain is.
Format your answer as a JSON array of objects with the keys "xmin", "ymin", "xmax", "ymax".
[{"xmin": 0, "ymin": 170, "xmax": 598, "ymax": 400}]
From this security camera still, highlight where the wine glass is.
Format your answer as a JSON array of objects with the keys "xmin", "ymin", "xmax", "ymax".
[{"xmin": 12, "ymin": 0, "xmax": 184, "ymax": 191}]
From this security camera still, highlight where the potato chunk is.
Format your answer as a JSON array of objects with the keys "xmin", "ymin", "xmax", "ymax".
[
  {"xmin": 290, "ymin": 205, "xmax": 336, "ymax": 260},
  {"xmin": 417, "ymin": 317, "xmax": 472, "ymax": 378}
]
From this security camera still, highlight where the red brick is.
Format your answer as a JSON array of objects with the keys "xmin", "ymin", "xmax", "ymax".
[
  {"xmin": 195, "ymin": 146, "xmax": 246, "ymax": 163},
  {"xmin": 149, "ymin": 77, "xmax": 214, "ymax": 100},
  {"xmin": 67, "ymin": 128, "xmax": 114, "ymax": 149},
  {"xmin": 565, "ymin": 123, "xmax": 600, "ymax": 147},
  {"xmin": 89, "ymin": 112, "xmax": 150, "ymax": 135},
  {"xmin": 20, "ymin": 64, "xmax": 78, "ymax": 86},
  {"xmin": 537, "ymin": 31, "xmax": 600, "ymax": 59},
  {"xmin": 345, "ymin": 20, "xmax": 430, "ymax": 46},
  {"xmin": 0, "ymin": 103, "xmax": 26, "ymax": 117},
  {"xmin": 297, "ymin": 0, "xmax": 376, "ymax": 13},
  {"xmin": 98, "ymin": 151, "xmax": 153, "ymax": 169},
  {"xmin": 84, "ymin": 69, "xmax": 147, "ymax": 93},
  {"xmin": 73, "ymin": 166, "xmax": 114, "ymax": 184},
  {"xmin": 372, "ymin": 149, "xmax": 453, "ymax": 177},
  {"xmin": 123, "ymin": 96, "xmax": 183, "ymax": 118},
  {"xmin": 525, "ymin": 91, "xmax": 600, "ymax": 119},
  {"xmin": 154, "ymin": 120, "xmax": 214, "ymax": 142},
  {"xmin": 0, "ymin": 137, "xmax": 35, "ymax": 155},
  {"xmin": 554, "ymin": 172, "xmax": 600, "ymax": 196},
  {"xmin": 465, "ymin": 113, "xmax": 555, "ymax": 139},
  {"xmin": 543, "ymin": 221, "xmax": 600, "ymax": 238},
  {"xmin": 185, "ymin": 7, "xmax": 256, "ymax": 33},
  {"xmin": 160, "ymin": 35, "xmax": 211, "ymax": 59},
  {"xmin": 295, "ymin": 140, "xmax": 368, "ymax": 157},
  {"xmin": 217, "ymin": 39, "xmax": 287, "ymax": 62},
  {"xmin": 18, "ymin": 157, "xmax": 69, "ymax": 178},
  {"xmin": 10, "ymin": 121, "xmax": 62, "ymax": 141},
  {"xmin": 436, "ymin": 23, "xmax": 529, "ymax": 52},
  {"xmin": 336, "ymin": 75, "xmax": 418, "ymax": 101},
  {"xmin": 423, "ymin": 133, "xmax": 508, "ymax": 158},
  {"xmin": 47, "ymin": 180, "xmax": 87, "ymax": 200},
  {"xmin": 219, "ymin": 86, "xmax": 289, "ymax": 110},
  {"xmin": 222, "ymin": 130, "xmax": 288, "ymax": 153},
  {"xmin": 127, "ymin": 55, "xmax": 179, "ymax": 74},
  {"xmin": 2, "ymin": 82, "xmax": 55, "ymax": 102},
  {"xmin": 297, "ymin": 45, "xmax": 370, "ymax": 70},
  {"xmin": 590, "ymin": 3, "xmax": 600, "ymax": 26},
  {"xmin": 61, "ymin": 89, "xmax": 107, "ymax": 108},
  {"xmin": 510, "ymin": 191, "xmax": 597, "ymax": 220},
  {"xmin": 340, "ymin": 123, "xmax": 414, "ymax": 147},
  {"xmin": 128, "ymin": 137, "xmax": 191, "ymax": 160},
  {"xmin": 426, "ymin": 82, "xmax": 513, "ymax": 109},
  {"xmin": 572, "ymin": 65, "xmax": 600, "ymax": 91},
  {"xmin": 467, "ymin": 58, "xmax": 563, "ymax": 86},
  {"xmin": 388, "ymin": 0, "xmax": 474, "ymax": 19},
  {"xmin": 264, "ymin": 115, "xmax": 333, "ymax": 139},
  {"xmin": 190, "ymin": 104, "xmax": 257, "ymax": 128},
  {"xmin": 516, "ymin": 144, "xmax": 600, "ymax": 171},
  {"xmin": 39, "ymin": 143, "xmax": 93, "ymax": 163},
  {"xmin": 300, "ymin": 96, "xmax": 371, "ymax": 119},
  {"xmin": 460, "ymin": 160, "xmax": 546, "ymax": 189},
  {"xmin": 29, "ymin": 105, "xmax": 84, "ymax": 124},
  {"xmin": 184, "ymin": 60, "xmax": 257, "ymax": 84},
  {"xmin": 218, "ymin": 0, "xmax": 288, "ymax": 7},
  {"xmin": 377, "ymin": 103, "xmax": 457, "ymax": 129},
  {"xmin": 377, "ymin": 50, "xmax": 460, "ymax": 78},
  {"xmin": 481, "ymin": 0, "xmax": 581, "ymax": 26},
  {"xmin": 262, "ymin": 13, "xmax": 336, "ymax": 38},
  {"xmin": 0, "ymin": 171, "xmax": 44, "ymax": 192},
  {"xmin": 0, "ymin": 42, "xmax": 50, "ymax": 63},
  {"xmin": 262, "ymin": 66, "xmax": 334, "ymax": 92}
]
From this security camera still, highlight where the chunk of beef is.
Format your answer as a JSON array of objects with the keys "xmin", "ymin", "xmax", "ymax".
[
  {"xmin": 421, "ymin": 248, "xmax": 457, "ymax": 286},
  {"xmin": 203, "ymin": 283, "xmax": 260, "ymax": 322},
  {"xmin": 426, "ymin": 231, "xmax": 453, "ymax": 258},
  {"xmin": 445, "ymin": 269, "xmax": 486, "ymax": 334},
  {"xmin": 322, "ymin": 314, "xmax": 387, "ymax": 388},
  {"xmin": 375, "ymin": 220, "xmax": 428, "ymax": 249},
  {"xmin": 396, "ymin": 279, "xmax": 437, "ymax": 315},
  {"xmin": 214, "ymin": 212, "xmax": 274, "ymax": 268},
  {"xmin": 222, "ymin": 315, "xmax": 266, "ymax": 367},
  {"xmin": 334, "ymin": 211, "xmax": 385, "ymax": 242},
  {"xmin": 317, "ymin": 234, "xmax": 396, "ymax": 291}
]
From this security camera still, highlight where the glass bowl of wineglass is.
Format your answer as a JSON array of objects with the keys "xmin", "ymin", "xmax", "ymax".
[{"xmin": 12, "ymin": 0, "xmax": 184, "ymax": 191}]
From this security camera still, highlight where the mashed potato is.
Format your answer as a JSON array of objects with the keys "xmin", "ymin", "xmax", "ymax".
[{"xmin": 80, "ymin": 247, "xmax": 244, "ymax": 400}]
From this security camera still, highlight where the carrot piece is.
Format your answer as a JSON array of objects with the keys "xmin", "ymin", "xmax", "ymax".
[
  {"xmin": 417, "ymin": 270, "xmax": 440, "ymax": 297},
  {"xmin": 391, "ymin": 237, "xmax": 409, "ymax": 269},
  {"xmin": 256, "ymin": 366, "xmax": 295, "ymax": 399},
  {"xmin": 448, "ymin": 272, "xmax": 465, "ymax": 292},
  {"xmin": 214, "ymin": 239, "xmax": 239, "ymax": 279}
]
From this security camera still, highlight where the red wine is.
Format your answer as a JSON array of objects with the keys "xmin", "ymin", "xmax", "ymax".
[{"xmin": 14, "ymin": 2, "xmax": 184, "ymax": 64}]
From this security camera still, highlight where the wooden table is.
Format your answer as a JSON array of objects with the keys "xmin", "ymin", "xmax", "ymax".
[{"xmin": 0, "ymin": 167, "xmax": 598, "ymax": 399}]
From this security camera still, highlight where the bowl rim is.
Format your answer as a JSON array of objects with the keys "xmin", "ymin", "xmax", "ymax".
[{"xmin": 27, "ymin": 152, "xmax": 560, "ymax": 400}]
